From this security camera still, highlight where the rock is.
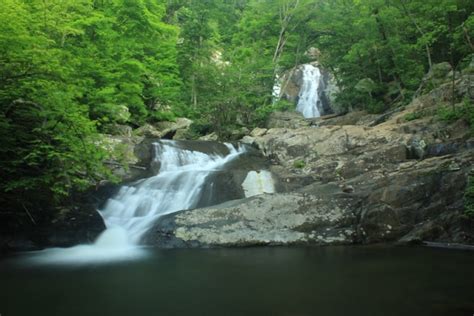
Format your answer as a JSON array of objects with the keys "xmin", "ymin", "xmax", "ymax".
[
  {"xmin": 141, "ymin": 66, "xmax": 474, "ymax": 248},
  {"xmin": 103, "ymin": 124, "xmax": 133, "ymax": 137},
  {"xmin": 172, "ymin": 128, "xmax": 189, "ymax": 140},
  {"xmin": 157, "ymin": 118, "xmax": 193, "ymax": 139},
  {"xmin": 341, "ymin": 184, "xmax": 354, "ymax": 193},
  {"xmin": 199, "ymin": 132, "xmax": 219, "ymax": 141},
  {"xmin": 143, "ymin": 192, "xmax": 359, "ymax": 247},
  {"xmin": 134, "ymin": 118, "xmax": 193, "ymax": 139},
  {"xmin": 266, "ymin": 111, "xmax": 309, "ymax": 129},
  {"xmin": 305, "ymin": 47, "xmax": 321, "ymax": 60},
  {"xmin": 250, "ymin": 127, "xmax": 268, "ymax": 137},
  {"xmin": 448, "ymin": 162, "xmax": 461, "ymax": 171},
  {"xmin": 407, "ymin": 138, "xmax": 427, "ymax": 159},
  {"xmin": 38, "ymin": 204, "xmax": 106, "ymax": 248},
  {"xmin": 241, "ymin": 135, "xmax": 256, "ymax": 145},
  {"xmin": 228, "ymin": 127, "xmax": 250, "ymax": 140},
  {"xmin": 133, "ymin": 124, "xmax": 162, "ymax": 137},
  {"xmin": 97, "ymin": 134, "xmax": 154, "ymax": 182},
  {"xmin": 1, "ymin": 202, "xmax": 106, "ymax": 252}
]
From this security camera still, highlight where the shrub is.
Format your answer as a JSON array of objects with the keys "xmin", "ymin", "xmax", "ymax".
[
  {"xmin": 404, "ymin": 111, "xmax": 423, "ymax": 121},
  {"xmin": 437, "ymin": 99, "xmax": 474, "ymax": 134},
  {"xmin": 293, "ymin": 160, "xmax": 306, "ymax": 169}
]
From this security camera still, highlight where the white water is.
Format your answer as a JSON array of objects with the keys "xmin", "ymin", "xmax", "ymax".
[
  {"xmin": 29, "ymin": 140, "xmax": 246, "ymax": 265},
  {"xmin": 100, "ymin": 140, "xmax": 245, "ymax": 243},
  {"xmin": 296, "ymin": 64, "xmax": 322, "ymax": 118},
  {"xmin": 242, "ymin": 170, "xmax": 275, "ymax": 197},
  {"xmin": 272, "ymin": 74, "xmax": 282, "ymax": 101}
]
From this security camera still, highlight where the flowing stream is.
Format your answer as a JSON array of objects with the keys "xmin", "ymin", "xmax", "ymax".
[{"xmin": 28, "ymin": 140, "xmax": 247, "ymax": 264}]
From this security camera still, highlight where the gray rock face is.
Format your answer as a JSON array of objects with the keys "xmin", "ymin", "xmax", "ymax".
[
  {"xmin": 143, "ymin": 190, "xmax": 359, "ymax": 247},
  {"xmin": 141, "ymin": 76, "xmax": 474, "ymax": 248},
  {"xmin": 143, "ymin": 150, "xmax": 473, "ymax": 247}
]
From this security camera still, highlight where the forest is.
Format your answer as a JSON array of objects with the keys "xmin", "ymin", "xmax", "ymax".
[{"xmin": 1, "ymin": 0, "xmax": 473, "ymax": 208}]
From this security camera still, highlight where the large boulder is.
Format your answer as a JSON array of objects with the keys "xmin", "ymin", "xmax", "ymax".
[
  {"xmin": 143, "ymin": 188, "xmax": 359, "ymax": 247},
  {"xmin": 266, "ymin": 111, "xmax": 309, "ymax": 129},
  {"xmin": 133, "ymin": 118, "xmax": 193, "ymax": 140}
]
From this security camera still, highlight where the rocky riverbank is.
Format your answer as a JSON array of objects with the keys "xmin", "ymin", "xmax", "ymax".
[
  {"xmin": 2, "ymin": 64, "xmax": 472, "ymax": 253},
  {"xmin": 144, "ymin": 73, "xmax": 474, "ymax": 247}
]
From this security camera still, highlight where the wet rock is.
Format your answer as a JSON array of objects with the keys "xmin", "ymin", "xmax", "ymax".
[{"xmin": 1, "ymin": 203, "xmax": 106, "ymax": 253}]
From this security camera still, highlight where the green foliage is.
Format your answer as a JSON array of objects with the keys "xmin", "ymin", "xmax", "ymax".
[
  {"xmin": 404, "ymin": 111, "xmax": 423, "ymax": 121},
  {"xmin": 150, "ymin": 111, "xmax": 177, "ymax": 123},
  {"xmin": 437, "ymin": 99, "xmax": 474, "ymax": 133},
  {"xmin": 0, "ymin": 0, "xmax": 182, "ymax": 204},
  {"xmin": 184, "ymin": 120, "xmax": 214, "ymax": 139},
  {"xmin": 293, "ymin": 160, "xmax": 306, "ymax": 169}
]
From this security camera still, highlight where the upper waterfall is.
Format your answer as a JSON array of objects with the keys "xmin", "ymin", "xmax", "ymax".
[{"xmin": 296, "ymin": 64, "xmax": 322, "ymax": 118}]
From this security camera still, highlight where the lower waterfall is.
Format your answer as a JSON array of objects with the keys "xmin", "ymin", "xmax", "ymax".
[
  {"xmin": 100, "ymin": 140, "xmax": 246, "ymax": 243},
  {"xmin": 28, "ymin": 140, "xmax": 246, "ymax": 264}
]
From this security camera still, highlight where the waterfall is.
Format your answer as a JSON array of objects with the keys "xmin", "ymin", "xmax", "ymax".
[
  {"xmin": 272, "ymin": 74, "xmax": 282, "ymax": 101},
  {"xmin": 29, "ymin": 140, "xmax": 246, "ymax": 264},
  {"xmin": 296, "ymin": 64, "xmax": 322, "ymax": 118},
  {"xmin": 100, "ymin": 140, "xmax": 246, "ymax": 243}
]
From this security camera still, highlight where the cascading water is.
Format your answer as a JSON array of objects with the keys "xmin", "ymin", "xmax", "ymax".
[
  {"xmin": 100, "ymin": 140, "xmax": 246, "ymax": 243},
  {"xmin": 296, "ymin": 64, "xmax": 322, "ymax": 118},
  {"xmin": 28, "ymin": 140, "xmax": 246, "ymax": 264}
]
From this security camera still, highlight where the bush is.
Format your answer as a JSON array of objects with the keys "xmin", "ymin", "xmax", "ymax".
[
  {"xmin": 437, "ymin": 99, "xmax": 474, "ymax": 133},
  {"xmin": 404, "ymin": 111, "xmax": 423, "ymax": 121},
  {"xmin": 184, "ymin": 120, "xmax": 214, "ymax": 139},
  {"xmin": 293, "ymin": 160, "xmax": 306, "ymax": 169},
  {"xmin": 149, "ymin": 111, "xmax": 177, "ymax": 123}
]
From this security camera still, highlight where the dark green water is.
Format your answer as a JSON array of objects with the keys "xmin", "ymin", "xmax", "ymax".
[{"xmin": 0, "ymin": 246, "xmax": 473, "ymax": 316}]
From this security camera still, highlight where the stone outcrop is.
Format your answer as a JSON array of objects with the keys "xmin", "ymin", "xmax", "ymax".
[
  {"xmin": 133, "ymin": 118, "xmax": 193, "ymax": 140},
  {"xmin": 145, "ymin": 72, "xmax": 474, "ymax": 247},
  {"xmin": 0, "ymin": 201, "xmax": 106, "ymax": 253},
  {"xmin": 143, "ymin": 190, "xmax": 358, "ymax": 247}
]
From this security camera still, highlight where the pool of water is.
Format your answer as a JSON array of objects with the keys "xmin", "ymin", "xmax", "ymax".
[{"xmin": 0, "ymin": 246, "xmax": 473, "ymax": 316}]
